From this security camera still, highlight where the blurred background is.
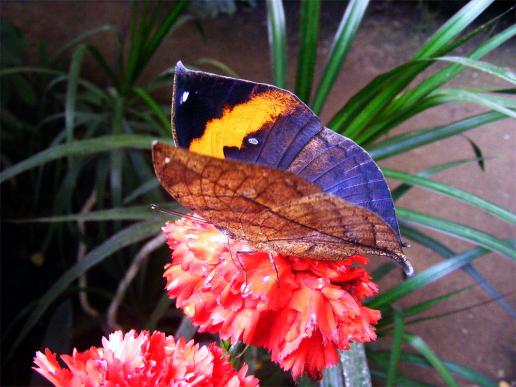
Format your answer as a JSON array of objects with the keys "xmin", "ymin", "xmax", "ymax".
[{"xmin": 1, "ymin": 1, "xmax": 515, "ymax": 385}]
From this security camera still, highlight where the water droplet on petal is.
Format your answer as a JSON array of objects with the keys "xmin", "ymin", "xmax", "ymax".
[{"xmin": 248, "ymin": 137, "xmax": 259, "ymax": 145}]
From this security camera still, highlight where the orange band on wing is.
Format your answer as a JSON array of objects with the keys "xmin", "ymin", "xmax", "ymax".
[{"xmin": 189, "ymin": 89, "xmax": 297, "ymax": 158}]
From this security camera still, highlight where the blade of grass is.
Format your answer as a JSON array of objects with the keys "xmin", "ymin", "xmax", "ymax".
[
  {"xmin": 123, "ymin": 178, "xmax": 160, "ymax": 204},
  {"xmin": 133, "ymin": 87, "xmax": 171, "ymax": 135},
  {"xmin": 12, "ymin": 205, "xmax": 176, "ymax": 223},
  {"xmin": 7, "ymin": 221, "xmax": 163, "ymax": 361},
  {"xmin": 329, "ymin": 0, "xmax": 494, "ymax": 135},
  {"xmin": 65, "ymin": 44, "xmax": 87, "ymax": 169},
  {"xmin": 391, "ymin": 157, "xmax": 487, "ymax": 201},
  {"xmin": 413, "ymin": 0, "xmax": 493, "ymax": 59},
  {"xmin": 195, "ymin": 58, "xmax": 239, "ymax": 77},
  {"xmin": 295, "ymin": 0, "xmax": 320, "ymax": 103},
  {"xmin": 368, "ymin": 111, "xmax": 505, "ymax": 161},
  {"xmin": 368, "ymin": 245, "xmax": 492, "ymax": 309},
  {"xmin": 145, "ymin": 293, "xmax": 172, "ymax": 331},
  {"xmin": 400, "ymin": 223, "xmax": 516, "ymax": 318},
  {"xmin": 386, "ymin": 309, "xmax": 404, "ymax": 387},
  {"xmin": 429, "ymin": 88, "xmax": 516, "ymax": 118},
  {"xmin": 376, "ymin": 25, "xmax": 516, "ymax": 132},
  {"xmin": 383, "ymin": 169, "xmax": 516, "ymax": 224},
  {"xmin": 266, "ymin": 0, "xmax": 287, "ymax": 88},
  {"xmin": 397, "ymin": 208, "xmax": 516, "ymax": 259},
  {"xmin": 372, "ymin": 351, "xmax": 496, "ymax": 387},
  {"xmin": 0, "ymin": 134, "xmax": 167, "ymax": 184},
  {"xmin": 51, "ymin": 25, "xmax": 115, "ymax": 61},
  {"xmin": 311, "ymin": 0, "xmax": 369, "ymax": 114},
  {"xmin": 404, "ymin": 333, "xmax": 459, "ymax": 387}
]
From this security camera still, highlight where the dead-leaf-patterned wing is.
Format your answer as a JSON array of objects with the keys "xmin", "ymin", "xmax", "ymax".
[
  {"xmin": 253, "ymin": 192, "xmax": 413, "ymax": 275},
  {"xmin": 153, "ymin": 143, "xmax": 411, "ymax": 274},
  {"xmin": 152, "ymin": 143, "xmax": 321, "ymax": 240}
]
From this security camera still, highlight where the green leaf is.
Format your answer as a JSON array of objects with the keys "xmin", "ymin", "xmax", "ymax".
[
  {"xmin": 376, "ymin": 25, "xmax": 516, "ymax": 130},
  {"xmin": 123, "ymin": 179, "xmax": 160, "ymax": 205},
  {"xmin": 383, "ymin": 169, "xmax": 516, "ymax": 224},
  {"xmin": 13, "ymin": 205, "xmax": 174, "ymax": 223},
  {"xmin": 404, "ymin": 333, "xmax": 459, "ymax": 387},
  {"xmin": 266, "ymin": 0, "xmax": 287, "ymax": 88},
  {"xmin": 0, "ymin": 134, "xmax": 167, "ymax": 184},
  {"xmin": 368, "ymin": 245, "xmax": 491, "ymax": 309},
  {"xmin": 372, "ymin": 351, "xmax": 496, "ymax": 387},
  {"xmin": 391, "ymin": 157, "xmax": 487, "ymax": 201},
  {"xmin": 386, "ymin": 309, "xmax": 404, "ymax": 387},
  {"xmin": 368, "ymin": 111, "xmax": 506, "ymax": 161},
  {"xmin": 295, "ymin": 0, "xmax": 320, "ymax": 103},
  {"xmin": 51, "ymin": 24, "xmax": 115, "ymax": 61},
  {"xmin": 397, "ymin": 208, "xmax": 516, "ymax": 259},
  {"xmin": 8, "ymin": 221, "xmax": 163, "ymax": 360},
  {"xmin": 429, "ymin": 88, "xmax": 516, "ymax": 116},
  {"xmin": 402, "ymin": 286, "xmax": 472, "ymax": 319},
  {"xmin": 133, "ymin": 87, "xmax": 171, "ymax": 136},
  {"xmin": 145, "ymin": 293, "xmax": 172, "ymax": 331},
  {"xmin": 311, "ymin": 0, "xmax": 369, "ymax": 114},
  {"xmin": 435, "ymin": 55, "xmax": 516, "ymax": 84},
  {"xmin": 400, "ymin": 223, "xmax": 516, "ymax": 318},
  {"xmin": 65, "ymin": 45, "xmax": 87, "ymax": 148},
  {"xmin": 329, "ymin": 0, "xmax": 495, "ymax": 136},
  {"xmin": 412, "ymin": 0, "xmax": 493, "ymax": 60},
  {"xmin": 195, "ymin": 58, "xmax": 239, "ymax": 78}
]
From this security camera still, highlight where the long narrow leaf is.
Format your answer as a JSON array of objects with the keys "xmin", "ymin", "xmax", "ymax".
[
  {"xmin": 8, "ymin": 221, "xmax": 163, "ymax": 360},
  {"xmin": 391, "ymin": 157, "xmax": 486, "ymax": 201},
  {"xmin": 65, "ymin": 45, "xmax": 87, "ymax": 148},
  {"xmin": 400, "ymin": 223, "xmax": 516, "ymax": 318},
  {"xmin": 295, "ymin": 0, "xmax": 320, "ymax": 103},
  {"xmin": 0, "ymin": 134, "xmax": 166, "ymax": 184},
  {"xmin": 266, "ymin": 0, "xmax": 287, "ymax": 88},
  {"xmin": 311, "ymin": 0, "xmax": 369, "ymax": 114},
  {"xmin": 368, "ymin": 111, "xmax": 505, "ymax": 160},
  {"xmin": 397, "ymin": 208, "xmax": 516, "ymax": 259},
  {"xmin": 133, "ymin": 87, "xmax": 171, "ymax": 135},
  {"xmin": 404, "ymin": 333, "xmax": 459, "ymax": 387},
  {"xmin": 412, "ymin": 0, "xmax": 493, "ymax": 59},
  {"xmin": 383, "ymin": 169, "xmax": 516, "ymax": 224},
  {"xmin": 368, "ymin": 245, "xmax": 491, "ymax": 309},
  {"xmin": 380, "ymin": 25, "xmax": 516, "ymax": 124},
  {"xmin": 386, "ymin": 309, "xmax": 404, "ymax": 387}
]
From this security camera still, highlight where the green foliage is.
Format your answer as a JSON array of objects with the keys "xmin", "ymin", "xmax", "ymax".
[
  {"xmin": 266, "ymin": 0, "xmax": 514, "ymax": 385},
  {"xmin": 1, "ymin": 0, "xmax": 514, "ymax": 385}
]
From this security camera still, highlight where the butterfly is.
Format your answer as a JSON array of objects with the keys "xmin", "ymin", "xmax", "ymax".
[{"xmin": 153, "ymin": 62, "xmax": 413, "ymax": 275}]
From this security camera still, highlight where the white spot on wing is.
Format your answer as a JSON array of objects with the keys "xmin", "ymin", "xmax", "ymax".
[
  {"xmin": 248, "ymin": 137, "xmax": 259, "ymax": 145},
  {"xmin": 180, "ymin": 91, "xmax": 189, "ymax": 104},
  {"xmin": 164, "ymin": 157, "xmax": 171, "ymax": 164}
]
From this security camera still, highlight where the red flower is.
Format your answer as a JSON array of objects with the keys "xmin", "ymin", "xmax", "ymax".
[
  {"xmin": 33, "ymin": 330, "xmax": 258, "ymax": 386},
  {"xmin": 163, "ymin": 217, "xmax": 381, "ymax": 380}
]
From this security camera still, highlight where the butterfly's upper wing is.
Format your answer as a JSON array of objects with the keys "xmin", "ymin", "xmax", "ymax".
[
  {"xmin": 153, "ymin": 144, "xmax": 412, "ymax": 274},
  {"xmin": 172, "ymin": 62, "xmax": 402, "ymax": 241}
]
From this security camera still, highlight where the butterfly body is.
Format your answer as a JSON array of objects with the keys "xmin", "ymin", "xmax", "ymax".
[{"xmin": 153, "ymin": 62, "xmax": 414, "ymax": 275}]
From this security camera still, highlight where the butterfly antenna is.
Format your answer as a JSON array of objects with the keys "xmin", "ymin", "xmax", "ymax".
[{"xmin": 150, "ymin": 204, "xmax": 211, "ymax": 224}]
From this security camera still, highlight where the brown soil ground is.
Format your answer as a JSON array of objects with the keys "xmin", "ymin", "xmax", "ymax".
[{"xmin": 2, "ymin": 1, "xmax": 515, "ymax": 386}]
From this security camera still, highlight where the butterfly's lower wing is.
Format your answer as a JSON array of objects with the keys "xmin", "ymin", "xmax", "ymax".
[
  {"xmin": 152, "ymin": 143, "xmax": 321, "ymax": 241},
  {"xmin": 255, "ymin": 193, "xmax": 413, "ymax": 275},
  {"xmin": 153, "ymin": 144, "xmax": 411, "ymax": 274}
]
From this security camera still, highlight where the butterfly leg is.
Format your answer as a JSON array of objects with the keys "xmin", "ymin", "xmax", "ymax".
[
  {"xmin": 269, "ymin": 252, "xmax": 280, "ymax": 286},
  {"xmin": 227, "ymin": 237, "xmax": 248, "ymax": 287}
]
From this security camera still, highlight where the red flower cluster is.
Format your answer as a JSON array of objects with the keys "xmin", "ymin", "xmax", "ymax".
[
  {"xmin": 33, "ymin": 330, "xmax": 258, "ymax": 386},
  {"xmin": 163, "ymin": 217, "xmax": 381, "ymax": 380}
]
